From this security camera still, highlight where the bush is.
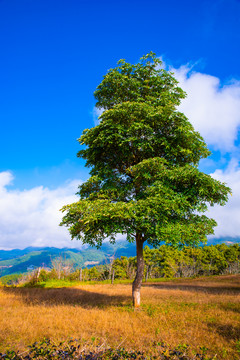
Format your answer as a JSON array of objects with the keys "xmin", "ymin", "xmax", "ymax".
[{"xmin": 38, "ymin": 269, "xmax": 49, "ymax": 282}]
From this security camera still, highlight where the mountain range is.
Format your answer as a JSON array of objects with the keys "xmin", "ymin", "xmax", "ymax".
[{"xmin": 0, "ymin": 241, "xmax": 137, "ymax": 277}]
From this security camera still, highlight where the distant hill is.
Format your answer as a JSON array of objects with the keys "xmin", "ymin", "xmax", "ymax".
[
  {"xmin": 0, "ymin": 241, "xmax": 136, "ymax": 277},
  {"xmin": 207, "ymin": 237, "xmax": 240, "ymax": 246},
  {"xmin": 0, "ymin": 237, "xmax": 239, "ymax": 277}
]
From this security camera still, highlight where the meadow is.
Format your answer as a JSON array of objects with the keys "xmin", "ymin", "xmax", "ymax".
[{"xmin": 0, "ymin": 275, "xmax": 240, "ymax": 359}]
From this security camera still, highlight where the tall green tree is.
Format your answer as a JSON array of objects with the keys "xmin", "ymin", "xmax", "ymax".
[{"xmin": 60, "ymin": 53, "xmax": 231, "ymax": 307}]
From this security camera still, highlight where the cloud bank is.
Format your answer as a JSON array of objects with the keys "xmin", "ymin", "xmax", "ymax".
[
  {"xmin": 0, "ymin": 172, "xmax": 81, "ymax": 250},
  {"xmin": 174, "ymin": 65, "xmax": 240, "ymax": 153}
]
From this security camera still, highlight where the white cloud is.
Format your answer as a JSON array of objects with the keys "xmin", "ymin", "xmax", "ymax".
[
  {"xmin": 0, "ymin": 172, "xmax": 82, "ymax": 250},
  {"xmin": 207, "ymin": 161, "xmax": 240, "ymax": 238},
  {"xmin": 173, "ymin": 65, "xmax": 240, "ymax": 153},
  {"xmin": 0, "ymin": 171, "xmax": 14, "ymax": 189}
]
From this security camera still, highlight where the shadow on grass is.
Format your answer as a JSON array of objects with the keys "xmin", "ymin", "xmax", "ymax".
[
  {"xmin": 143, "ymin": 282, "xmax": 240, "ymax": 295},
  {"xmin": 220, "ymin": 302, "xmax": 240, "ymax": 314},
  {"xmin": 207, "ymin": 322, "xmax": 240, "ymax": 341},
  {"xmin": 1, "ymin": 286, "xmax": 131, "ymax": 308}
]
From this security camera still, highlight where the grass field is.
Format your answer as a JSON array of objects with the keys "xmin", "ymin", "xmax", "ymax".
[{"xmin": 0, "ymin": 275, "xmax": 240, "ymax": 359}]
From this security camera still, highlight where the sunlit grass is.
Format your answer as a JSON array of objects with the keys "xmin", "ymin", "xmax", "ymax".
[
  {"xmin": 20, "ymin": 276, "xmax": 202, "ymax": 289},
  {"xmin": 0, "ymin": 275, "xmax": 240, "ymax": 359}
]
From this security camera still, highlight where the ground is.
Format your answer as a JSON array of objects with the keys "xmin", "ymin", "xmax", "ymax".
[{"xmin": 0, "ymin": 275, "xmax": 240, "ymax": 359}]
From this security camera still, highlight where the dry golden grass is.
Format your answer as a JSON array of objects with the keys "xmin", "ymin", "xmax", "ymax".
[{"xmin": 0, "ymin": 275, "xmax": 240, "ymax": 359}]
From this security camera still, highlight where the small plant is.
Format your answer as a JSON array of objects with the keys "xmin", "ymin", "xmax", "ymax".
[
  {"xmin": 142, "ymin": 304, "xmax": 158, "ymax": 317},
  {"xmin": 235, "ymin": 340, "xmax": 240, "ymax": 353},
  {"xmin": 199, "ymin": 346, "xmax": 209, "ymax": 356},
  {"xmin": 176, "ymin": 343, "xmax": 189, "ymax": 351}
]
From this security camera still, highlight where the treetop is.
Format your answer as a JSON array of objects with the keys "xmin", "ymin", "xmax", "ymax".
[{"xmin": 94, "ymin": 52, "xmax": 186, "ymax": 110}]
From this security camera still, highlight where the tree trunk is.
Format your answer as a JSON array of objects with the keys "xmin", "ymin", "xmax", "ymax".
[
  {"xmin": 132, "ymin": 233, "xmax": 144, "ymax": 308},
  {"xmin": 36, "ymin": 267, "xmax": 41, "ymax": 282},
  {"xmin": 79, "ymin": 268, "xmax": 83, "ymax": 281},
  {"xmin": 145, "ymin": 265, "xmax": 149, "ymax": 282},
  {"xmin": 111, "ymin": 269, "xmax": 115, "ymax": 284}
]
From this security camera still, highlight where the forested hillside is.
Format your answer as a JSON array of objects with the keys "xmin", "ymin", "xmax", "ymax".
[{"xmin": 62, "ymin": 243, "xmax": 240, "ymax": 282}]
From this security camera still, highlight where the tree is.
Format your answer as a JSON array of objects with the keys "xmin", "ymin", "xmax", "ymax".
[{"xmin": 60, "ymin": 53, "xmax": 231, "ymax": 307}]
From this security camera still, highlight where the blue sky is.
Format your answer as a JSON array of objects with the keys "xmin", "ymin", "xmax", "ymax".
[{"xmin": 0, "ymin": 0, "xmax": 240, "ymax": 249}]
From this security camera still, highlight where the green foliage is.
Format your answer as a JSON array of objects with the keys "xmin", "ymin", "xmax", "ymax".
[
  {"xmin": 0, "ymin": 273, "xmax": 23, "ymax": 286},
  {"xmin": 113, "ymin": 257, "xmax": 129, "ymax": 279},
  {"xmin": 87, "ymin": 267, "xmax": 101, "ymax": 280},
  {"xmin": 47, "ymin": 269, "xmax": 58, "ymax": 280},
  {"xmin": 38, "ymin": 269, "xmax": 48, "ymax": 282},
  {"xmin": 61, "ymin": 53, "xmax": 230, "ymax": 250}
]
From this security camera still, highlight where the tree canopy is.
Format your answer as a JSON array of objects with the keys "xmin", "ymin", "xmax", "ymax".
[{"xmin": 60, "ymin": 53, "xmax": 231, "ymax": 306}]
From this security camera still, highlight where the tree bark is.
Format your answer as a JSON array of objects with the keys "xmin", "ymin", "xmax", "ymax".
[
  {"xmin": 132, "ymin": 233, "xmax": 144, "ymax": 308},
  {"xmin": 111, "ymin": 269, "xmax": 115, "ymax": 284},
  {"xmin": 145, "ymin": 265, "xmax": 149, "ymax": 282},
  {"xmin": 79, "ymin": 268, "xmax": 83, "ymax": 282}
]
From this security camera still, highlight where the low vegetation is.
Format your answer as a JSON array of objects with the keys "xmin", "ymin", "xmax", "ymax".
[{"xmin": 0, "ymin": 338, "xmax": 209, "ymax": 359}]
